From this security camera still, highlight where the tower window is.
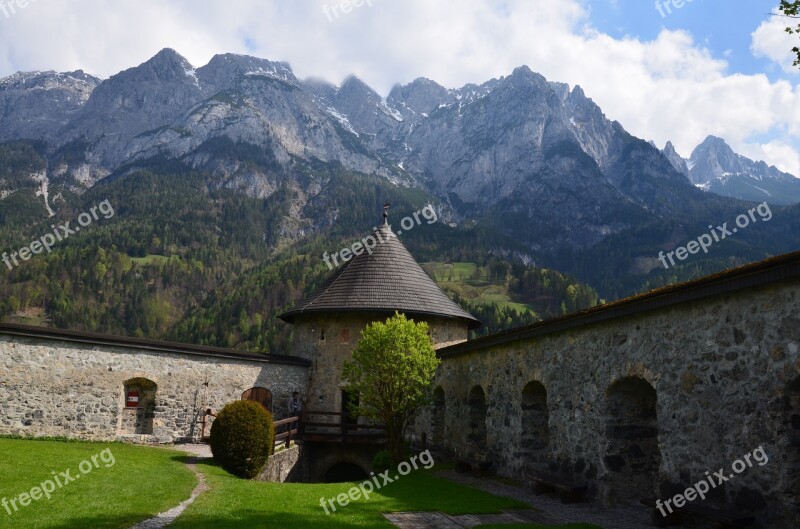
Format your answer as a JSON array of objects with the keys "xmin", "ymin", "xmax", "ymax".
[{"xmin": 339, "ymin": 328, "xmax": 350, "ymax": 344}]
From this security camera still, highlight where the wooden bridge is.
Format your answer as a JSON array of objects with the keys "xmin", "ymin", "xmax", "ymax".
[{"xmin": 274, "ymin": 411, "xmax": 385, "ymax": 448}]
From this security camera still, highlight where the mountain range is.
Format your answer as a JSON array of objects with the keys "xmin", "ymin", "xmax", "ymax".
[
  {"xmin": 0, "ymin": 49, "xmax": 798, "ymax": 348},
  {"xmin": 660, "ymin": 137, "xmax": 800, "ymax": 205}
]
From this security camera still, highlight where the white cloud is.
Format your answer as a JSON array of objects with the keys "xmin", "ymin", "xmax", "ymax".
[
  {"xmin": 0, "ymin": 0, "xmax": 799, "ymax": 175},
  {"xmin": 752, "ymin": 13, "xmax": 799, "ymax": 75},
  {"xmin": 739, "ymin": 140, "xmax": 800, "ymax": 177}
]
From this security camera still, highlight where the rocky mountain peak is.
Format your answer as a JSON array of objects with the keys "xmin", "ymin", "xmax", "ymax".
[
  {"xmin": 197, "ymin": 53, "xmax": 296, "ymax": 90},
  {"xmin": 570, "ymin": 85, "xmax": 587, "ymax": 99},
  {"xmin": 127, "ymin": 48, "xmax": 196, "ymax": 82},
  {"xmin": 338, "ymin": 75, "xmax": 379, "ymax": 100},
  {"xmin": 388, "ymin": 77, "xmax": 450, "ymax": 115},
  {"xmin": 662, "ymin": 141, "xmax": 689, "ymax": 178},
  {"xmin": 683, "ymin": 135, "xmax": 800, "ymax": 204}
]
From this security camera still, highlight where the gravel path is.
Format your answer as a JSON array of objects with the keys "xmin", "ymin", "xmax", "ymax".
[
  {"xmin": 436, "ymin": 470, "xmax": 655, "ymax": 529},
  {"xmin": 127, "ymin": 446, "xmax": 212, "ymax": 529}
]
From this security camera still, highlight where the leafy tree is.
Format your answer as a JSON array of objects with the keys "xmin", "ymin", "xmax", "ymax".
[
  {"xmin": 341, "ymin": 313, "xmax": 439, "ymax": 465},
  {"xmin": 780, "ymin": 1, "xmax": 800, "ymax": 67}
]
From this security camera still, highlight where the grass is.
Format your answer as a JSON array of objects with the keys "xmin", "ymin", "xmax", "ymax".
[
  {"xmin": 423, "ymin": 261, "xmax": 537, "ymax": 314},
  {"xmin": 171, "ymin": 460, "xmax": 528, "ymax": 529},
  {"xmin": 0, "ymin": 439, "xmax": 604, "ymax": 529},
  {"xmin": 0, "ymin": 438, "xmax": 197, "ymax": 529}
]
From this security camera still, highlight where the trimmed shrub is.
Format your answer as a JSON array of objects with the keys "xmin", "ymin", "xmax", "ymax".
[{"xmin": 209, "ymin": 400, "xmax": 274, "ymax": 478}]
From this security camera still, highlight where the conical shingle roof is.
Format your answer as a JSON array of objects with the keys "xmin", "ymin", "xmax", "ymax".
[{"xmin": 279, "ymin": 224, "xmax": 480, "ymax": 328}]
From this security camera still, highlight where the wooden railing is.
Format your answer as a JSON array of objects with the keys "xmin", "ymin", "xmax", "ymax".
[
  {"xmin": 299, "ymin": 410, "xmax": 385, "ymax": 444},
  {"xmin": 273, "ymin": 416, "xmax": 300, "ymax": 450}
]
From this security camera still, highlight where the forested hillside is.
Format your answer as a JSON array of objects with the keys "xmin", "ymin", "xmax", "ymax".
[{"xmin": 0, "ymin": 150, "xmax": 600, "ymax": 353}]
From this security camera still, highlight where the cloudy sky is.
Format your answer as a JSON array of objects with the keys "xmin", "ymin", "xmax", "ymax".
[{"xmin": 1, "ymin": 0, "xmax": 798, "ymax": 174}]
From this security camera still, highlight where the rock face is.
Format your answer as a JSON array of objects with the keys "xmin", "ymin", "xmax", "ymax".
[
  {"xmin": 0, "ymin": 331, "xmax": 308, "ymax": 443},
  {"xmin": 0, "ymin": 70, "xmax": 100, "ymax": 142},
  {"xmin": 416, "ymin": 265, "xmax": 800, "ymax": 529},
  {"xmin": 662, "ymin": 140, "xmax": 689, "ymax": 178},
  {"xmin": 1, "ymin": 48, "xmax": 797, "ymax": 258},
  {"xmin": 662, "ymin": 136, "xmax": 800, "ymax": 205}
]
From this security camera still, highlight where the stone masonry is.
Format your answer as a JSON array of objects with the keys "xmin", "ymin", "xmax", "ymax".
[
  {"xmin": 0, "ymin": 330, "xmax": 309, "ymax": 443},
  {"xmin": 419, "ymin": 274, "xmax": 800, "ymax": 529}
]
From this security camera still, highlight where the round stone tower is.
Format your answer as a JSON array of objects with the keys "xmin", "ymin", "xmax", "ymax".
[{"xmin": 279, "ymin": 215, "xmax": 480, "ymax": 416}]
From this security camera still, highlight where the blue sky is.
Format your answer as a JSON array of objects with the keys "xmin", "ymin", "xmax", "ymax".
[
  {"xmin": 0, "ymin": 0, "xmax": 798, "ymax": 174},
  {"xmin": 590, "ymin": 0, "xmax": 782, "ymax": 78}
]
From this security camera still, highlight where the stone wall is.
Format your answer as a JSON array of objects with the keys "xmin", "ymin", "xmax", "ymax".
[
  {"xmin": 0, "ymin": 331, "xmax": 309, "ymax": 443},
  {"xmin": 420, "ymin": 277, "xmax": 800, "ymax": 528},
  {"xmin": 257, "ymin": 445, "xmax": 307, "ymax": 482}
]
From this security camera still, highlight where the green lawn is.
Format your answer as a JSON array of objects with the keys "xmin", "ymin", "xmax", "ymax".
[
  {"xmin": 171, "ymin": 460, "xmax": 528, "ymax": 529},
  {"xmin": 0, "ymin": 438, "xmax": 197, "ymax": 529},
  {"xmin": 0, "ymin": 439, "xmax": 603, "ymax": 529}
]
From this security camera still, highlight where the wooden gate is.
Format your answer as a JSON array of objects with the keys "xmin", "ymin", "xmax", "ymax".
[{"xmin": 242, "ymin": 387, "xmax": 273, "ymax": 413}]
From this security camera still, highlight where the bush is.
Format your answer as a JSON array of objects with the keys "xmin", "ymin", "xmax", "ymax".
[
  {"xmin": 372, "ymin": 450, "xmax": 392, "ymax": 473},
  {"xmin": 209, "ymin": 400, "xmax": 274, "ymax": 478}
]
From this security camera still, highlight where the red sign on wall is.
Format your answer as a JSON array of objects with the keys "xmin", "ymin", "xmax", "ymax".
[{"xmin": 126, "ymin": 391, "xmax": 140, "ymax": 408}]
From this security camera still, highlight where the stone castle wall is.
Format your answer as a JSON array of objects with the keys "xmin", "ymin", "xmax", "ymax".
[
  {"xmin": 417, "ymin": 278, "xmax": 800, "ymax": 528},
  {"xmin": 0, "ymin": 333, "xmax": 309, "ymax": 443}
]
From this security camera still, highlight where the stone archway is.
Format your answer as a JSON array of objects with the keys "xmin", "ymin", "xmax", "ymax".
[
  {"xmin": 324, "ymin": 461, "xmax": 370, "ymax": 483},
  {"xmin": 521, "ymin": 381, "xmax": 550, "ymax": 471},
  {"xmin": 604, "ymin": 377, "xmax": 661, "ymax": 503},
  {"xmin": 467, "ymin": 385, "xmax": 488, "ymax": 457}
]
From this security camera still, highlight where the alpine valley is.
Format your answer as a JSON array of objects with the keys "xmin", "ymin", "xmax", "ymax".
[{"xmin": 1, "ymin": 49, "xmax": 798, "ymax": 352}]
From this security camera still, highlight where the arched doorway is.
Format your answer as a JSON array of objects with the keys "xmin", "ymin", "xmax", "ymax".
[
  {"xmin": 521, "ymin": 381, "xmax": 550, "ymax": 471},
  {"xmin": 604, "ymin": 377, "xmax": 661, "ymax": 503},
  {"xmin": 467, "ymin": 385, "xmax": 488, "ymax": 457},
  {"xmin": 242, "ymin": 387, "xmax": 273, "ymax": 413},
  {"xmin": 121, "ymin": 378, "xmax": 157, "ymax": 435}
]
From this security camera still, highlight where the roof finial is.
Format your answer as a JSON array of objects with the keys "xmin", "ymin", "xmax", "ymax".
[{"xmin": 383, "ymin": 202, "xmax": 390, "ymax": 225}]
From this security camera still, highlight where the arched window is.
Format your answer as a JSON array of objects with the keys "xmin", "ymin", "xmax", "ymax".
[{"xmin": 121, "ymin": 378, "xmax": 157, "ymax": 435}]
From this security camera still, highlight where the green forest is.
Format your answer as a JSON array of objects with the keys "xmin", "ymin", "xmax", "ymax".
[{"xmin": 0, "ymin": 143, "xmax": 602, "ymax": 353}]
